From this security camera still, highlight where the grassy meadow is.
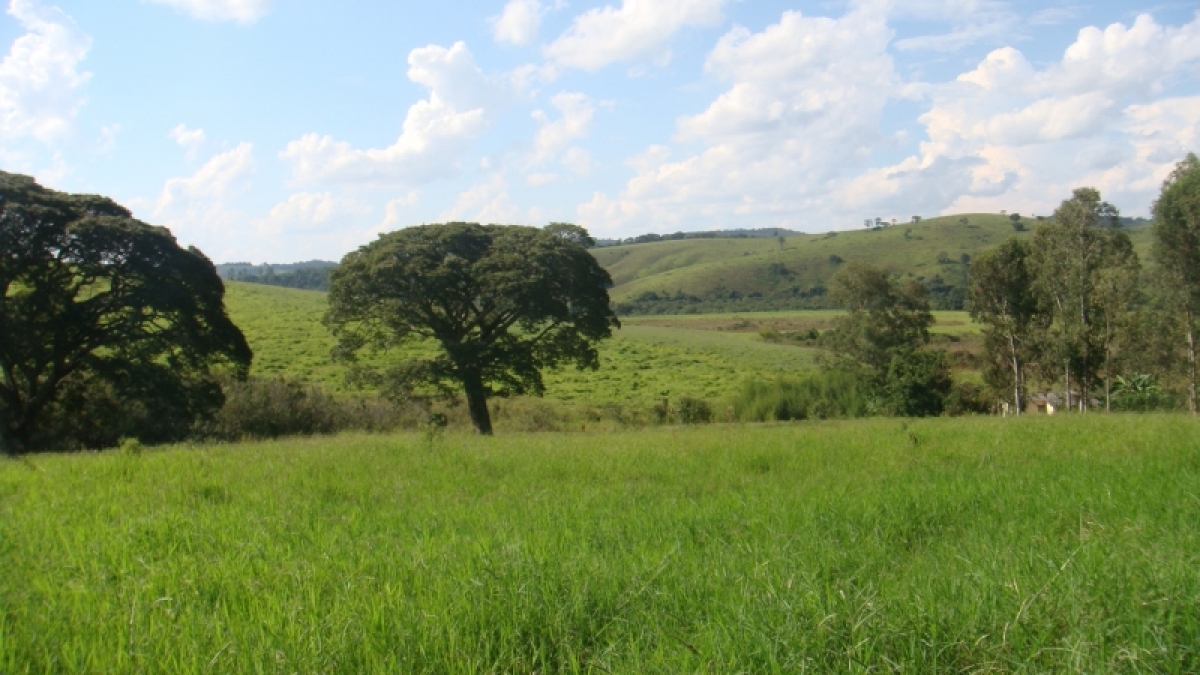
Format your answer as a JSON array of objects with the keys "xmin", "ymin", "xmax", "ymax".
[
  {"xmin": 1, "ymin": 415, "xmax": 1197, "ymax": 672},
  {"xmin": 225, "ymin": 282, "xmax": 978, "ymax": 411}
]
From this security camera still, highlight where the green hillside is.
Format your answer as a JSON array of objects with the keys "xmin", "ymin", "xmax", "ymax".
[{"xmin": 594, "ymin": 214, "xmax": 1154, "ymax": 313}]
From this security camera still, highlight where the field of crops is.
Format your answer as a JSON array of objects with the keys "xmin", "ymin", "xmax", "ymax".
[{"xmin": 1, "ymin": 415, "xmax": 1196, "ymax": 672}]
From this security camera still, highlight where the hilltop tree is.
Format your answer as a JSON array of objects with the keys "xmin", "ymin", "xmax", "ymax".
[
  {"xmin": 325, "ymin": 222, "xmax": 619, "ymax": 435},
  {"xmin": 968, "ymin": 239, "xmax": 1043, "ymax": 414},
  {"xmin": 0, "ymin": 172, "xmax": 252, "ymax": 453},
  {"xmin": 1152, "ymin": 153, "xmax": 1200, "ymax": 413}
]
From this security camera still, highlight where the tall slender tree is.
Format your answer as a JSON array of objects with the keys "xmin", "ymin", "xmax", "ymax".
[
  {"xmin": 968, "ymin": 239, "xmax": 1042, "ymax": 414},
  {"xmin": 1152, "ymin": 153, "xmax": 1200, "ymax": 414}
]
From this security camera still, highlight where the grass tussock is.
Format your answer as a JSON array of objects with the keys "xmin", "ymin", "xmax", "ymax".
[{"xmin": 0, "ymin": 415, "xmax": 1196, "ymax": 672}]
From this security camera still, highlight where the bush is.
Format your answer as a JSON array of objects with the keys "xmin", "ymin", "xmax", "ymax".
[
  {"xmin": 201, "ymin": 377, "xmax": 424, "ymax": 441},
  {"xmin": 943, "ymin": 381, "xmax": 989, "ymax": 416},
  {"xmin": 879, "ymin": 349, "xmax": 953, "ymax": 417},
  {"xmin": 734, "ymin": 372, "xmax": 870, "ymax": 422},
  {"xmin": 676, "ymin": 397, "xmax": 714, "ymax": 424}
]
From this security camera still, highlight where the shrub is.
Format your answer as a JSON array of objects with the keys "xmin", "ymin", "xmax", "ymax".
[
  {"xmin": 676, "ymin": 397, "xmax": 714, "ymax": 424},
  {"xmin": 734, "ymin": 372, "xmax": 870, "ymax": 422},
  {"xmin": 943, "ymin": 381, "xmax": 989, "ymax": 416},
  {"xmin": 201, "ymin": 377, "xmax": 425, "ymax": 441}
]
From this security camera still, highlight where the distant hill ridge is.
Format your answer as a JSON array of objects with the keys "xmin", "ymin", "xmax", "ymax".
[{"xmin": 216, "ymin": 213, "xmax": 1154, "ymax": 312}]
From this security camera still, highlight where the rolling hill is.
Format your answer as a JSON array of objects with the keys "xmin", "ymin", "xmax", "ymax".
[{"xmin": 594, "ymin": 213, "xmax": 1154, "ymax": 313}]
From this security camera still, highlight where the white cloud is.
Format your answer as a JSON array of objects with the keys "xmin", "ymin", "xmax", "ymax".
[
  {"xmin": 578, "ymin": 8, "xmax": 898, "ymax": 235},
  {"xmin": 143, "ymin": 0, "xmax": 273, "ymax": 24},
  {"xmin": 577, "ymin": 9, "xmax": 1200, "ymax": 237},
  {"xmin": 491, "ymin": 0, "xmax": 544, "ymax": 46},
  {"xmin": 863, "ymin": 13, "xmax": 1200, "ymax": 219},
  {"xmin": 169, "ymin": 123, "xmax": 206, "ymax": 158},
  {"xmin": 152, "ymin": 143, "xmax": 254, "ymax": 254},
  {"xmin": 256, "ymin": 192, "xmax": 371, "ymax": 235},
  {"xmin": 0, "ymin": 0, "xmax": 91, "ymax": 144},
  {"xmin": 530, "ymin": 91, "xmax": 593, "ymax": 164},
  {"xmin": 544, "ymin": 0, "xmax": 727, "ymax": 72},
  {"xmin": 440, "ymin": 173, "xmax": 525, "ymax": 223},
  {"xmin": 281, "ymin": 42, "xmax": 508, "ymax": 187}
]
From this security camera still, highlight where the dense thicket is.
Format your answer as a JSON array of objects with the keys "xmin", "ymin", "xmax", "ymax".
[{"xmin": 0, "ymin": 172, "xmax": 251, "ymax": 453}]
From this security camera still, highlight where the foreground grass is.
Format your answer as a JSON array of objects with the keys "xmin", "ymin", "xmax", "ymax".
[{"xmin": 3, "ymin": 416, "xmax": 1196, "ymax": 672}]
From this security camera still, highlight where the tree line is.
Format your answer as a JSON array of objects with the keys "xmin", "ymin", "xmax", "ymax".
[
  {"xmin": 3, "ymin": 153, "xmax": 1199, "ymax": 451},
  {"xmin": 969, "ymin": 155, "xmax": 1200, "ymax": 415}
]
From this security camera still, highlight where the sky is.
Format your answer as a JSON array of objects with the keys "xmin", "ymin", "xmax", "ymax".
[{"xmin": 1, "ymin": 0, "xmax": 1198, "ymax": 263}]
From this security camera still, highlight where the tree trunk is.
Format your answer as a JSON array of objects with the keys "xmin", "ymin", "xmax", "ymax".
[
  {"xmin": 1065, "ymin": 363, "xmax": 1072, "ymax": 412},
  {"xmin": 1188, "ymin": 307, "xmax": 1197, "ymax": 415},
  {"xmin": 1008, "ymin": 331, "xmax": 1021, "ymax": 415},
  {"xmin": 1104, "ymin": 315, "xmax": 1112, "ymax": 413},
  {"xmin": 461, "ymin": 369, "xmax": 493, "ymax": 435}
]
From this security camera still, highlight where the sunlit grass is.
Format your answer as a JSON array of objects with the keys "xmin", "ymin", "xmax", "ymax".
[{"xmin": 1, "ymin": 414, "xmax": 1197, "ymax": 672}]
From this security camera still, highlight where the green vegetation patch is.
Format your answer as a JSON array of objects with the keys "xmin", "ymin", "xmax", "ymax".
[{"xmin": 1, "ymin": 415, "xmax": 1197, "ymax": 671}]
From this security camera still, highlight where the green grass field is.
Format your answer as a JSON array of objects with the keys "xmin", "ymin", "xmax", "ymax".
[
  {"xmin": 1, "ymin": 415, "xmax": 1196, "ymax": 672},
  {"xmin": 225, "ymin": 283, "xmax": 978, "ymax": 408}
]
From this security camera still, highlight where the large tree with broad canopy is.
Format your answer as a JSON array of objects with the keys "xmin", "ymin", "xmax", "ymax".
[
  {"xmin": 324, "ymin": 222, "xmax": 619, "ymax": 435},
  {"xmin": 0, "ymin": 172, "xmax": 252, "ymax": 453}
]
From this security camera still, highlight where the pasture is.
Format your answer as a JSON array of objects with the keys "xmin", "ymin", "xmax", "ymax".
[
  {"xmin": 225, "ymin": 282, "xmax": 978, "ymax": 408},
  {"xmin": 0, "ymin": 415, "xmax": 1196, "ymax": 672}
]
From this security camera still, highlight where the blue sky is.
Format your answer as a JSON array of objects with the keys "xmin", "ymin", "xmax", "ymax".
[{"xmin": 1, "ymin": 0, "xmax": 1198, "ymax": 263}]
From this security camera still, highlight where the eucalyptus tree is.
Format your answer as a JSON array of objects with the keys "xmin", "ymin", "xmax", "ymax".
[
  {"xmin": 0, "ymin": 172, "xmax": 251, "ymax": 453},
  {"xmin": 1030, "ymin": 188, "xmax": 1129, "ymax": 411},
  {"xmin": 324, "ymin": 222, "xmax": 618, "ymax": 435},
  {"xmin": 968, "ymin": 239, "xmax": 1042, "ymax": 414},
  {"xmin": 1152, "ymin": 154, "xmax": 1200, "ymax": 413}
]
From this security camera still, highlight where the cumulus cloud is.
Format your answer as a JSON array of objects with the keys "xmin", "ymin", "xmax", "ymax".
[
  {"xmin": 869, "ymin": 12, "xmax": 1200, "ymax": 217},
  {"xmin": 143, "ymin": 0, "xmax": 273, "ymax": 24},
  {"xmin": 0, "ymin": 0, "xmax": 91, "ymax": 144},
  {"xmin": 491, "ymin": 0, "xmax": 544, "ymax": 46},
  {"xmin": 529, "ymin": 91, "xmax": 594, "ymax": 165},
  {"xmin": 440, "ymin": 173, "xmax": 525, "ymax": 223},
  {"xmin": 151, "ymin": 143, "xmax": 254, "ymax": 255},
  {"xmin": 544, "ymin": 0, "xmax": 727, "ymax": 72},
  {"xmin": 579, "ymin": 8, "xmax": 898, "ymax": 234},
  {"xmin": 281, "ymin": 42, "xmax": 508, "ymax": 187},
  {"xmin": 256, "ymin": 192, "xmax": 371, "ymax": 236},
  {"xmin": 580, "ymin": 9, "xmax": 1200, "ymax": 236}
]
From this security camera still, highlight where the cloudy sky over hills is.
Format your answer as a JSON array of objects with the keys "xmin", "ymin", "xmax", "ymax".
[{"xmin": 1, "ymin": 0, "xmax": 1197, "ymax": 262}]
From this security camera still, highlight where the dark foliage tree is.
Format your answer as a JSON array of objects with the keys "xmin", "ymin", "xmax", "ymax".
[
  {"xmin": 824, "ymin": 262, "xmax": 949, "ymax": 416},
  {"xmin": 968, "ymin": 239, "xmax": 1043, "ymax": 414},
  {"xmin": 324, "ymin": 222, "xmax": 619, "ymax": 435},
  {"xmin": 1152, "ymin": 153, "xmax": 1200, "ymax": 413},
  {"xmin": 0, "ymin": 172, "xmax": 252, "ymax": 453}
]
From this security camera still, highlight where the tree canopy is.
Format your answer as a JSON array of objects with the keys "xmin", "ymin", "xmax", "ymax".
[
  {"xmin": 824, "ymin": 262, "xmax": 950, "ymax": 416},
  {"xmin": 324, "ymin": 222, "xmax": 619, "ymax": 434},
  {"xmin": 1152, "ymin": 153, "xmax": 1200, "ymax": 413},
  {"xmin": 0, "ymin": 172, "xmax": 252, "ymax": 453}
]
